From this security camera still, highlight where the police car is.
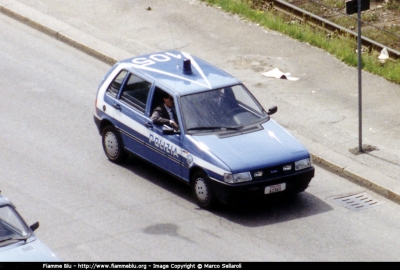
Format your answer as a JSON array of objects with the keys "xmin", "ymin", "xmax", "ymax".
[
  {"xmin": 0, "ymin": 192, "xmax": 59, "ymax": 261},
  {"xmin": 94, "ymin": 51, "xmax": 314, "ymax": 209}
]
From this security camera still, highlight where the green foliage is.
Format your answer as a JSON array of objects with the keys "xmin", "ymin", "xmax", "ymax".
[
  {"xmin": 362, "ymin": 12, "xmax": 379, "ymax": 22},
  {"xmin": 386, "ymin": 0, "xmax": 400, "ymax": 10}
]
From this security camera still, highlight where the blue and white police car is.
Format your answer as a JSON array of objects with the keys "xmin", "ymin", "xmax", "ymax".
[{"xmin": 94, "ymin": 51, "xmax": 314, "ymax": 209}]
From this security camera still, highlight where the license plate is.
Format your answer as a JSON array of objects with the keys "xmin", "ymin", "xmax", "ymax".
[{"xmin": 264, "ymin": 183, "xmax": 286, "ymax": 194}]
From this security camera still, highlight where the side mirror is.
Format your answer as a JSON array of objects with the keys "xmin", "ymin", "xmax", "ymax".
[
  {"xmin": 267, "ymin": 106, "xmax": 278, "ymax": 115},
  {"xmin": 30, "ymin": 221, "xmax": 40, "ymax": 232}
]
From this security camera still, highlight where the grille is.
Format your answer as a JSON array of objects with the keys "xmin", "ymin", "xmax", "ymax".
[{"xmin": 251, "ymin": 163, "xmax": 293, "ymax": 180}]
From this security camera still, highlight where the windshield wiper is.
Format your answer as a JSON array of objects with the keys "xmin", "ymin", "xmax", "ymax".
[
  {"xmin": 0, "ymin": 235, "xmax": 29, "ymax": 244},
  {"xmin": 0, "ymin": 237, "xmax": 13, "ymax": 243},
  {"xmin": 187, "ymin": 126, "xmax": 241, "ymax": 131}
]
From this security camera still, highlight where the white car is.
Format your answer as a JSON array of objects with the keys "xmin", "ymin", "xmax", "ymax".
[{"xmin": 0, "ymin": 192, "xmax": 59, "ymax": 261}]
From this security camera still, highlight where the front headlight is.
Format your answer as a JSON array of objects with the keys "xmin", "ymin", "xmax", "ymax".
[
  {"xmin": 224, "ymin": 172, "xmax": 252, "ymax": 183},
  {"xmin": 295, "ymin": 158, "xmax": 311, "ymax": 171}
]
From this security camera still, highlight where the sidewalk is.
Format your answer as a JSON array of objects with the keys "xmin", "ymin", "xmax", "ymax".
[{"xmin": 1, "ymin": 0, "xmax": 399, "ymax": 204}]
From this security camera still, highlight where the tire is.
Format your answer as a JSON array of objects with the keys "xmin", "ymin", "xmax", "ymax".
[
  {"xmin": 101, "ymin": 125, "xmax": 128, "ymax": 164},
  {"xmin": 191, "ymin": 171, "xmax": 218, "ymax": 209}
]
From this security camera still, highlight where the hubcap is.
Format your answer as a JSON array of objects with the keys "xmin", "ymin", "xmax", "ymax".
[
  {"xmin": 194, "ymin": 178, "xmax": 208, "ymax": 202},
  {"xmin": 104, "ymin": 131, "xmax": 118, "ymax": 157}
]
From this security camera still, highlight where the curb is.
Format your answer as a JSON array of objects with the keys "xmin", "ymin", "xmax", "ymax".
[
  {"xmin": 1, "ymin": 0, "xmax": 399, "ymax": 205},
  {"xmin": 311, "ymin": 153, "xmax": 400, "ymax": 204}
]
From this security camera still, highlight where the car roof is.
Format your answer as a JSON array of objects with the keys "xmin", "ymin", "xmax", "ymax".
[{"xmin": 118, "ymin": 51, "xmax": 241, "ymax": 96}]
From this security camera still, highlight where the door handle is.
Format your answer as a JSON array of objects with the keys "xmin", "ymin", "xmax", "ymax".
[
  {"xmin": 112, "ymin": 103, "xmax": 121, "ymax": 110},
  {"xmin": 145, "ymin": 122, "xmax": 153, "ymax": 129}
]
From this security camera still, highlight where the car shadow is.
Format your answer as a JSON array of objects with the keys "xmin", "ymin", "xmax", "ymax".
[
  {"xmin": 121, "ymin": 155, "xmax": 193, "ymax": 200},
  {"xmin": 209, "ymin": 192, "xmax": 333, "ymax": 227},
  {"xmin": 121, "ymin": 155, "xmax": 333, "ymax": 227}
]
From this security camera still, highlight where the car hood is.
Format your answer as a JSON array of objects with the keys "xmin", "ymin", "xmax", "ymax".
[
  {"xmin": 192, "ymin": 119, "xmax": 310, "ymax": 172},
  {"xmin": 0, "ymin": 238, "xmax": 60, "ymax": 262}
]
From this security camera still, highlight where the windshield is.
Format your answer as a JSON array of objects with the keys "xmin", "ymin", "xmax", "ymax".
[
  {"xmin": 0, "ymin": 205, "xmax": 30, "ymax": 246},
  {"xmin": 180, "ymin": 84, "xmax": 268, "ymax": 132}
]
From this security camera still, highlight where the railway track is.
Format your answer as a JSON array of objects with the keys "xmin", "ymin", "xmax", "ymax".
[{"xmin": 269, "ymin": 0, "xmax": 400, "ymax": 59}]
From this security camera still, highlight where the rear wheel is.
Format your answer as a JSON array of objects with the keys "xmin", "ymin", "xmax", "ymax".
[
  {"xmin": 191, "ymin": 171, "xmax": 218, "ymax": 209},
  {"xmin": 101, "ymin": 125, "xmax": 127, "ymax": 164}
]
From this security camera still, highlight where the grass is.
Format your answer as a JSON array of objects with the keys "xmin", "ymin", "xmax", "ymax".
[
  {"xmin": 387, "ymin": 0, "xmax": 400, "ymax": 10},
  {"xmin": 201, "ymin": 0, "xmax": 400, "ymax": 84}
]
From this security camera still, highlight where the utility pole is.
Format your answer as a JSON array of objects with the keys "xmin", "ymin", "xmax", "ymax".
[{"xmin": 346, "ymin": 0, "xmax": 370, "ymax": 152}]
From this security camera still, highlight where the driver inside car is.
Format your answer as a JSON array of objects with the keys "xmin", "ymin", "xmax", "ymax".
[{"xmin": 151, "ymin": 92, "xmax": 179, "ymax": 130}]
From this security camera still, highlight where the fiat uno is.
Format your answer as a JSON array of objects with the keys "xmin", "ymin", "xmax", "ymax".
[{"xmin": 94, "ymin": 51, "xmax": 314, "ymax": 209}]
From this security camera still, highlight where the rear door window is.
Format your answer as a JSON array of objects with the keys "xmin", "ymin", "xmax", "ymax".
[{"xmin": 119, "ymin": 73, "xmax": 151, "ymax": 113}]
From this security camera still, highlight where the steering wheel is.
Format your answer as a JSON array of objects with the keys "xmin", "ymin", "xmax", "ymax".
[{"xmin": 220, "ymin": 107, "xmax": 243, "ymax": 123}]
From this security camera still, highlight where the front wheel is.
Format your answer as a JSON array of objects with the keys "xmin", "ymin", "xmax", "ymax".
[
  {"xmin": 191, "ymin": 171, "xmax": 218, "ymax": 209},
  {"xmin": 101, "ymin": 125, "xmax": 128, "ymax": 164}
]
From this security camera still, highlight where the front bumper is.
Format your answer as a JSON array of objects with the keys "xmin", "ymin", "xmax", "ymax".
[{"xmin": 210, "ymin": 167, "xmax": 315, "ymax": 205}]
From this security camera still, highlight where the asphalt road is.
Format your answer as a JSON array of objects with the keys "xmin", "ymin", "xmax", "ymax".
[{"xmin": 1, "ymin": 12, "xmax": 400, "ymax": 262}]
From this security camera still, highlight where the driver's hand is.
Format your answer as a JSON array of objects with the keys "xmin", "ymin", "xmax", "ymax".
[{"xmin": 171, "ymin": 121, "xmax": 179, "ymax": 130}]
